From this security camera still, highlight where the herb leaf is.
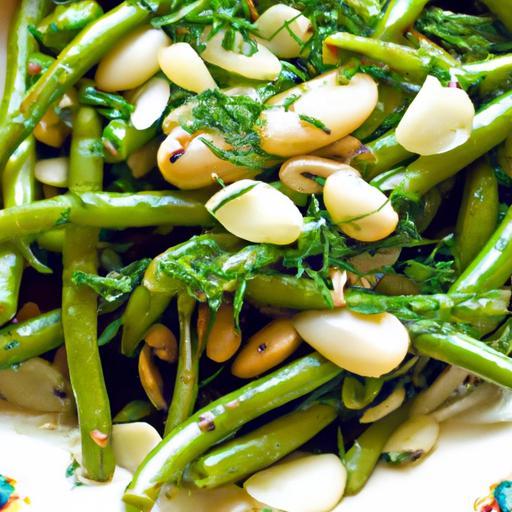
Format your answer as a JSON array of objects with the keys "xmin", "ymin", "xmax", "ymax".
[{"xmin": 72, "ymin": 259, "xmax": 150, "ymax": 305}]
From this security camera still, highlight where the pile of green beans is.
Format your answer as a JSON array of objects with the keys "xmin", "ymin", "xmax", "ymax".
[{"xmin": 1, "ymin": 0, "xmax": 512, "ymax": 510}]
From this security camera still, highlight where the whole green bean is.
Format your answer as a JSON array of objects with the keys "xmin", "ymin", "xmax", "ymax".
[
  {"xmin": 375, "ymin": 89, "xmax": 512, "ymax": 198},
  {"xmin": 413, "ymin": 330, "xmax": 512, "ymax": 389},
  {"xmin": 451, "ymin": 205, "xmax": 512, "ymax": 293},
  {"xmin": 344, "ymin": 404, "xmax": 410, "ymax": 495},
  {"xmin": 188, "ymin": 403, "xmax": 337, "ymax": 488},
  {"xmin": 0, "ymin": 190, "xmax": 212, "ymax": 243},
  {"xmin": 103, "ymin": 119, "xmax": 159, "ymax": 163},
  {"xmin": 480, "ymin": 0, "xmax": 512, "ymax": 33},
  {"xmin": 165, "ymin": 294, "xmax": 198, "ymax": 435},
  {"xmin": 0, "ymin": 0, "xmax": 48, "ymax": 325},
  {"xmin": 353, "ymin": 128, "xmax": 414, "ymax": 180},
  {"xmin": 0, "ymin": 139, "xmax": 36, "ymax": 325},
  {"xmin": 0, "ymin": 0, "xmax": 162, "ymax": 171},
  {"xmin": 0, "ymin": 310, "xmax": 63, "ymax": 370},
  {"xmin": 454, "ymin": 159, "xmax": 498, "ymax": 272},
  {"xmin": 124, "ymin": 353, "xmax": 341, "ymax": 510},
  {"xmin": 372, "ymin": 0, "xmax": 429, "ymax": 42},
  {"xmin": 325, "ymin": 33, "xmax": 431, "ymax": 82},
  {"xmin": 0, "ymin": 0, "xmax": 49, "ymax": 121},
  {"xmin": 62, "ymin": 107, "xmax": 114, "ymax": 481}
]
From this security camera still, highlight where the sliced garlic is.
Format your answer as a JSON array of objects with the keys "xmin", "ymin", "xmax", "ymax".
[
  {"xmin": 201, "ymin": 29, "xmax": 281, "ymax": 81},
  {"xmin": 382, "ymin": 415, "xmax": 440, "ymax": 465},
  {"xmin": 206, "ymin": 179, "xmax": 304, "ymax": 245},
  {"xmin": 35, "ymin": 157, "xmax": 69, "ymax": 187},
  {"xmin": 360, "ymin": 386, "xmax": 406, "ymax": 423},
  {"xmin": 95, "ymin": 26, "xmax": 171, "ymax": 92},
  {"xmin": 255, "ymin": 4, "xmax": 312, "ymax": 58},
  {"xmin": 112, "ymin": 422, "xmax": 162, "ymax": 474},
  {"xmin": 293, "ymin": 309, "xmax": 409, "ymax": 378},
  {"xmin": 130, "ymin": 77, "xmax": 171, "ymax": 130},
  {"xmin": 159, "ymin": 42, "xmax": 217, "ymax": 93},
  {"xmin": 244, "ymin": 454, "xmax": 346, "ymax": 512},
  {"xmin": 0, "ymin": 358, "xmax": 73, "ymax": 413},
  {"xmin": 396, "ymin": 75, "xmax": 475, "ymax": 155},
  {"xmin": 323, "ymin": 170, "xmax": 399, "ymax": 242}
]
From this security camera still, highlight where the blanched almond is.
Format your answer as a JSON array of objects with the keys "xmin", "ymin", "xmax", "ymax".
[{"xmin": 159, "ymin": 43, "xmax": 216, "ymax": 93}]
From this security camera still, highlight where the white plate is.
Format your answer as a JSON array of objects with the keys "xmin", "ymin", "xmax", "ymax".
[{"xmin": 1, "ymin": 2, "xmax": 511, "ymax": 511}]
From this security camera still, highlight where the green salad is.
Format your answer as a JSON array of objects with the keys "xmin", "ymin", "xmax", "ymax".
[{"xmin": 1, "ymin": 0, "xmax": 512, "ymax": 510}]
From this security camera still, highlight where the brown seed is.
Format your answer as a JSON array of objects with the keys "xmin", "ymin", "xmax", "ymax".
[
  {"xmin": 138, "ymin": 344, "xmax": 167, "ymax": 411},
  {"xmin": 144, "ymin": 323, "xmax": 178, "ymax": 363},
  {"xmin": 206, "ymin": 303, "xmax": 242, "ymax": 363},
  {"xmin": 231, "ymin": 318, "xmax": 302, "ymax": 379}
]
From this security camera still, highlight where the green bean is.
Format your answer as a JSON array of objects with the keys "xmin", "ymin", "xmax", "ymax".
[
  {"xmin": 480, "ymin": 0, "xmax": 512, "ymax": 33},
  {"xmin": 34, "ymin": 1, "xmax": 104, "ymax": 52},
  {"xmin": 459, "ymin": 54, "xmax": 512, "ymax": 95},
  {"xmin": 188, "ymin": 403, "xmax": 337, "ymax": 488},
  {"xmin": 0, "ymin": 190, "xmax": 212, "ymax": 244},
  {"xmin": 62, "ymin": 107, "xmax": 114, "ymax": 481},
  {"xmin": 0, "ymin": 310, "xmax": 63, "ymax": 370},
  {"xmin": 124, "ymin": 353, "xmax": 341, "ymax": 510},
  {"xmin": 245, "ymin": 274, "xmax": 328, "ymax": 310},
  {"xmin": 121, "ymin": 286, "xmax": 173, "ymax": 357},
  {"xmin": 325, "ymin": 33, "xmax": 431, "ymax": 82},
  {"xmin": 103, "ymin": 119, "xmax": 159, "ymax": 163},
  {"xmin": 413, "ymin": 330, "xmax": 512, "ymax": 389},
  {"xmin": 0, "ymin": 138, "xmax": 36, "ymax": 325},
  {"xmin": 37, "ymin": 229, "xmax": 65, "ymax": 253},
  {"xmin": 353, "ymin": 128, "xmax": 413, "ymax": 180},
  {"xmin": 407, "ymin": 28, "xmax": 460, "ymax": 69},
  {"xmin": 113, "ymin": 400, "xmax": 154, "ymax": 424},
  {"xmin": 413, "ymin": 186, "xmax": 442, "ymax": 233},
  {"xmin": 372, "ymin": 0, "xmax": 430, "ymax": 42},
  {"xmin": 0, "ymin": 0, "xmax": 162, "ymax": 171},
  {"xmin": 165, "ymin": 294, "xmax": 198, "ymax": 435},
  {"xmin": 497, "ymin": 133, "xmax": 512, "ymax": 177},
  {"xmin": 454, "ymin": 159, "xmax": 499, "ymax": 272},
  {"xmin": 344, "ymin": 404, "xmax": 410, "ymax": 495},
  {"xmin": 375, "ymin": 89, "xmax": 512, "ymax": 198},
  {"xmin": 0, "ymin": 0, "xmax": 47, "ymax": 325},
  {"xmin": 450, "ymin": 205, "xmax": 512, "ymax": 293}
]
